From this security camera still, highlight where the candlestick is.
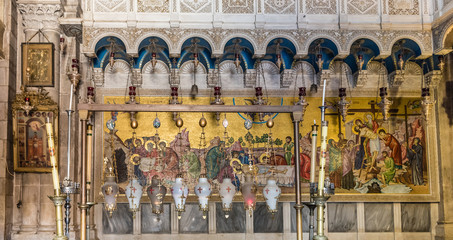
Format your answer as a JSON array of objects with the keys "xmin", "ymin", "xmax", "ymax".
[
  {"xmin": 310, "ymin": 122, "xmax": 318, "ymax": 183},
  {"xmin": 321, "ymin": 79, "xmax": 326, "ymax": 122},
  {"xmin": 45, "ymin": 117, "xmax": 61, "ymax": 196}
]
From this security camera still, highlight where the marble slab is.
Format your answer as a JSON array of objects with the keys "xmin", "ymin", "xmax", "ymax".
[
  {"xmin": 364, "ymin": 203, "xmax": 394, "ymax": 232},
  {"xmin": 290, "ymin": 202, "xmax": 317, "ymax": 232},
  {"xmin": 253, "ymin": 202, "xmax": 283, "ymax": 233},
  {"xmin": 216, "ymin": 203, "xmax": 246, "ymax": 233},
  {"xmin": 141, "ymin": 203, "xmax": 171, "ymax": 234},
  {"xmin": 179, "ymin": 204, "xmax": 209, "ymax": 233},
  {"xmin": 327, "ymin": 203, "xmax": 357, "ymax": 232},
  {"xmin": 102, "ymin": 203, "xmax": 133, "ymax": 234},
  {"xmin": 401, "ymin": 203, "xmax": 430, "ymax": 232}
]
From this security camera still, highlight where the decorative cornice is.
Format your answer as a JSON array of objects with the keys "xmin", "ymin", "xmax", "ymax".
[{"xmin": 18, "ymin": 3, "xmax": 63, "ymax": 31}]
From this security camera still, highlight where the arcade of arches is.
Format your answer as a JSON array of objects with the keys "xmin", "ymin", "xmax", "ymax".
[{"xmin": 1, "ymin": 0, "xmax": 453, "ymax": 239}]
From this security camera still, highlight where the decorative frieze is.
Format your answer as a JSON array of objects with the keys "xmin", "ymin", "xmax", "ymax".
[{"xmin": 18, "ymin": 4, "xmax": 62, "ymax": 31}]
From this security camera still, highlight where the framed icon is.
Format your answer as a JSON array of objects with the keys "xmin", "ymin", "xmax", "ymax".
[{"xmin": 21, "ymin": 43, "xmax": 54, "ymax": 87}]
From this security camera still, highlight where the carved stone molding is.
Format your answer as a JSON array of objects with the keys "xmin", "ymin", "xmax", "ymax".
[
  {"xmin": 131, "ymin": 68, "xmax": 142, "ymax": 86},
  {"xmin": 93, "ymin": 68, "xmax": 105, "ymax": 86},
  {"xmin": 207, "ymin": 69, "xmax": 218, "ymax": 87},
  {"xmin": 424, "ymin": 70, "xmax": 442, "ymax": 87},
  {"xmin": 82, "ymin": 27, "xmax": 433, "ymax": 58},
  {"xmin": 280, "ymin": 69, "xmax": 294, "ymax": 88},
  {"xmin": 318, "ymin": 70, "xmax": 331, "ymax": 86},
  {"xmin": 61, "ymin": 22, "xmax": 83, "ymax": 43},
  {"xmin": 18, "ymin": 4, "xmax": 63, "ymax": 31},
  {"xmin": 170, "ymin": 69, "xmax": 180, "ymax": 86},
  {"xmin": 244, "ymin": 69, "xmax": 256, "ymax": 88},
  {"xmin": 354, "ymin": 70, "xmax": 368, "ymax": 88},
  {"xmin": 389, "ymin": 71, "xmax": 404, "ymax": 87}
]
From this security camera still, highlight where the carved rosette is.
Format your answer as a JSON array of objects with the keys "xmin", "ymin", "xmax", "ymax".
[{"xmin": 18, "ymin": 4, "xmax": 63, "ymax": 31}]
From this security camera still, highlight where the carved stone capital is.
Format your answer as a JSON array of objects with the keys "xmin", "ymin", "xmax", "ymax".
[
  {"xmin": 244, "ymin": 69, "xmax": 256, "ymax": 88},
  {"xmin": 60, "ymin": 20, "xmax": 82, "ymax": 43},
  {"xmin": 318, "ymin": 70, "xmax": 331, "ymax": 86},
  {"xmin": 354, "ymin": 70, "xmax": 368, "ymax": 88},
  {"xmin": 18, "ymin": 3, "xmax": 63, "ymax": 31},
  {"xmin": 93, "ymin": 68, "xmax": 104, "ymax": 87},
  {"xmin": 131, "ymin": 69, "xmax": 142, "ymax": 87},
  {"xmin": 389, "ymin": 71, "xmax": 404, "ymax": 87},
  {"xmin": 424, "ymin": 70, "xmax": 442, "ymax": 87},
  {"xmin": 207, "ymin": 69, "xmax": 218, "ymax": 87},
  {"xmin": 280, "ymin": 69, "xmax": 295, "ymax": 88},
  {"xmin": 170, "ymin": 69, "xmax": 180, "ymax": 86}
]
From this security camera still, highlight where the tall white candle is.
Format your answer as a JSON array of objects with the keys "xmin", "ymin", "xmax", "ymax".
[
  {"xmin": 69, "ymin": 84, "xmax": 74, "ymax": 111},
  {"xmin": 310, "ymin": 121, "xmax": 318, "ymax": 183},
  {"xmin": 318, "ymin": 122, "xmax": 328, "ymax": 196},
  {"xmin": 46, "ymin": 118, "xmax": 61, "ymax": 195}
]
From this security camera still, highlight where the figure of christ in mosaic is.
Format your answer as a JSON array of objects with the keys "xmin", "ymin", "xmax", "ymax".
[{"xmin": 353, "ymin": 119, "xmax": 381, "ymax": 181}]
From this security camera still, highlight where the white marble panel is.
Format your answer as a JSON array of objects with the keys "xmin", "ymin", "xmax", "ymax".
[
  {"xmin": 327, "ymin": 203, "xmax": 357, "ymax": 232},
  {"xmin": 364, "ymin": 203, "xmax": 394, "ymax": 232},
  {"xmin": 102, "ymin": 203, "xmax": 133, "ymax": 234}
]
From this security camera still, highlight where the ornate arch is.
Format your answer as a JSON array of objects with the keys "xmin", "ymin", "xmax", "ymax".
[
  {"xmin": 386, "ymin": 36, "xmax": 426, "ymax": 55},
  {"xmin": 133, "ymin": 33, "xmax": 174, "ymax": 53},
  {"xmin": 303, "ymin": 35, "xmax": 341, "ymax": 54},
  {"xmin": 88, "ymin": 32, "xmax": 132, "ymax": 56},
  {"xmin": 219, "ymin": 34, "xmax": 257, "ymax": 55},
  {"xmin": 346, "ymin": 36, "xmax": 383, "ymax": 55},
  {"xmin": 175, "ymin": 33, "xmax": 216, "ymax": 55},
  {"xmin": 261, "ymin": 34, "xmax": 302, "ymax": 55}
]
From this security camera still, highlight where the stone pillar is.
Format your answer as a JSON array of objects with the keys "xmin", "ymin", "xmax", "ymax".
[
  {"xmin": 0, "ymin": 0, "xmax": 18, "ymax": 238},
  {"xmin": 15, "ymin": 3, "xmax": 64, "ymax": 238},
  {"xmin": 435, "ymin": 52, "xmax": 453, "ymax": 240}
]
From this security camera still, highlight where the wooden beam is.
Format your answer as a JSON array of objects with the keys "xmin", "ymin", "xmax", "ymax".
[{"xmin": 77, "ymin": 103, "xmax": 303, "ymax": 114}]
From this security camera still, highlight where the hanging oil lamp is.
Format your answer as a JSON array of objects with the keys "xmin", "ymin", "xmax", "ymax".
[
  {"xmin": 219, "ymin": 176, "xmax": 236, "ymax": 218},
  {"xmin": 125, "ymin": 178, "xmax": 143, "ymax": 218},
  {"xmin": 169, "ymin": 87, "xmax": 182, "ymax": 121},
  {"xmin": 295, "ymin": 87, "xmax": 309, "ymax": 123},
  {"xmin": 377, "ymin": 87, "xmax": 393, "ymax": 121},
  {"xmin": 242, "ymin": 172, "xmax": 257, "ymax": 217},
  {"xmin": 263, "ymin": 175, "xmax": 281, "ymax": 213},
  {"xmin": 101, "ymin": 164, "xmax": 119, "ymax": 217},
  {"xmin": 87, "ymin": 86, "xmax": 95, "ymax": 104},
  {"xmin": 253, "ymin": 86, "xmax": 267, "ymax": 122},
  {"xmin": 195, "ymin": 174, "xmax": 211, "ymax": 219},
  {"xmin": 421, "ymin": 88, "xmax": 435, "ymax": 122},
  {"xmin": 337, "ymin": 88, "xmax": 350, "ymax": 123},
  {"xmin": 276, "ymin": 54, "xmax": 282, "ymax": 69},
  {"xmin": 127, "ymin": 86, "xmax": 139, "ymax": 129},
  {"xmin": 147, "ymin": 176, "xmax": 167, "ymax": 215},
  {"xmin": 357, "ymin": 54, "xmax": 364, "ymax": 71},
  {"xmin": 171, "ymin": 174, "xmax": 188, "ymax": 220},
  {"xmin": 234, "ymin": 53, "xmax": 241, "ymax": 70}
]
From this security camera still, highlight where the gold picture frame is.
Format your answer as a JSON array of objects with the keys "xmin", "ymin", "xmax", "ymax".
[
  {"xmin": 21, "ymin": 43, "xmax": 54, "ymax": 87},
  {"xmin": 12, "ymin": 88, "xmax": 58, "ymax": 172}
]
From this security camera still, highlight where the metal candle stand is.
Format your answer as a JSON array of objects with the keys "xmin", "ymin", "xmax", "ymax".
[
  {"xmin": 309, "ymin": 181, "xmax": 335, "ymax": 240},
  {"xmin": 60, "ymin": 177, "xmax": 79, "ymax": 237}
]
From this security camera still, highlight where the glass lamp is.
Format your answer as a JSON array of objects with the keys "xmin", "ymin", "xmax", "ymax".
[
  {"xmin": 125, "ymin": 178, "xmax": 143, "ymax": 218},
  {"xmin": 147, "ymin": 176, "xmax": 167, "ymax": 215},
  {"xmin": 241, "ymin": 173, "xmax": 257, "ymax": 217},
  {"xmin": 219, "ymin": 177, "xmax": 236, "ymax": 218},
  {"xmin": 263, "ymin": 176, "xmax": 281, "ymax": 213},
  {"xmin": 101, "ymin": 172, "xmax": 119, "ymax": 217},
  {"xmin": 195, "ymin": 174, "xmax": 211, "ymax": 219},
  {"xmin": 171, "ymin": 174, "xmax": 188, "ymax": 220}
]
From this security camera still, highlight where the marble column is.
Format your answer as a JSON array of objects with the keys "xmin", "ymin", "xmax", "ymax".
[
  {"xmin": 15, "ymin": 2, "xmax": 64, "ymax": 237},
  {"xmin": 435, "ymin": 52, "xmax": 453, "ymax": 240}
]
